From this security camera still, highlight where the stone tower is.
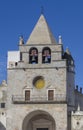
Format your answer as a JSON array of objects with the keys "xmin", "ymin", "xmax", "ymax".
[{"xmin": 7, "ymin": 14, "xmax": 75, "ymax": 130}]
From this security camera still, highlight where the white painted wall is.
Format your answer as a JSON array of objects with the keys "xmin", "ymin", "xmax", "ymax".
[{"xmin": 7, "ymin": 51, "xmax": 20, "ymax": 68}]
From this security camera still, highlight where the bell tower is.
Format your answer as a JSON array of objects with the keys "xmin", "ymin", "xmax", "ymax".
[
  {"xmin": 17, "ymin": 14, "xmax": 67, "ymax": 102},
  {"xmin": 7, "ymin": 14, "xmax": 75, "ymax": 130}
]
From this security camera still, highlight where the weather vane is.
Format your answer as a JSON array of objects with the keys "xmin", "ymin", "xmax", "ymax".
[{"xmin": 41, "ymin": 6, "xmax": 44, "ymax": 14}]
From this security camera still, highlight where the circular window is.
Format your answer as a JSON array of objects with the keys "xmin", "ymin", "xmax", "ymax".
[{"xmin": 33, "ymin": 76, "xmax": 45, "ymax": 89}]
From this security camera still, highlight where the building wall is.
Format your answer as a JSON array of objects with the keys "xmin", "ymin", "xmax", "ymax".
[
  {"xmin": 7, "ymin": 43, "xmax": 67, "ymax": 106},
  {"xmin": 71, "ymin": 109, "xmax": 83, "ymax": 130},
  {"xmin": 6, "ymin": 104, "xmax": 67, "ymax": 130},
  {"xmin": 0, "ymin": 110, "xmax": 6, "ymax": 130},
  {"xmin": 67, "ymin": 71, "xmax": 75, "ymax": 111},
  {"xmin": 6, "ymin": 42, "xmax": 68, "ymax": 130},
  {"xmin": 7, "ymin": 51, "xmax": 20, "ymax": 68},
  {"xmin": 0, "ymin": 80, "xmax": 7, "ymax": 130},
  {"xmin": 75, "ymin": 90, "xmax": 83, "ymax": 111}
]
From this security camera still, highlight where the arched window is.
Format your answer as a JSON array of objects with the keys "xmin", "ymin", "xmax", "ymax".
[
  {"xmin": 29, "ymin": 47, "xmax": 38, "ymax": 64},
  {"xmin": 42, "ymin": 47, "xmax": 51, "ymax": 63}
]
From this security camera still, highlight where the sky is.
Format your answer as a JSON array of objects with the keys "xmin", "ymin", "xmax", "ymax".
[{"xmin": 0, "ymin": 0, "xmax": 83, "ymax": 89}]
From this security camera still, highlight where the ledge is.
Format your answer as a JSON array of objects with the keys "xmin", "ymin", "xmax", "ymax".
[{"xmin": 12, "ymin": 95, "xmax": 67, "ymax": 104}]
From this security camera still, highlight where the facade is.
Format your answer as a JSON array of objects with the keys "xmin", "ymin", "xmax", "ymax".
[{"xmin": 0, "ymin": 14, "xmax": 83, "ymax": 130}]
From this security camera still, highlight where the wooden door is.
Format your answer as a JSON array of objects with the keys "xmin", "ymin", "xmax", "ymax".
[
  {"xmin": 48, "ymin": 90, "xmax": 54, "ymax": 100},
  {"xmin": 37, "ymin": 128, "xmax": 48, "ymax": 130},
  {"xmin": 25, "ymin": 90, "xmax": 30, "ymax": 101}
]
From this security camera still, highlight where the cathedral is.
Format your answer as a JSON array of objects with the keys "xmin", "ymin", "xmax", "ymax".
[{"xmin": 0, "ymin": 14, "xmax": 83, "ymax": 130}]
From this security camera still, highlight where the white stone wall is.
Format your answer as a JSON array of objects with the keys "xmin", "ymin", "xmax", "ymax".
[
  {"xmin": 19, "ymin": 44, "xmax": 63, "ymax": 62},
  {"xmin": 6, "ymin": 104, "xmax": 67, "ymax": 130},
  {"xmin": 7, "ymin": 67, "xmax": 67, "ymax": 105},
  {"xmin": 6, "ymin": 42, "xmax": 68, "ymax": 130},
  {"xmin": 0, "ymin": 110, "xmax": 6, "ymax": 128},
  {"xmin": 71, "ymin": 109, "xmax": 83, "ymax": 130}
]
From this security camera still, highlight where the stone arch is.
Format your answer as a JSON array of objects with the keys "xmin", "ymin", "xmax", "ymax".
[
  {"xmin": 29, "ymin": 47, "xmax": 38, "ymax": 64},
  {"xmin": 0, "ymin": 122, "xmax": 6, "ymax": 130},
  {"xmin": 42, "ymin": 47, "xmax": 51, "ymax": 63},
  {"xmin": 22, "ymin": 110, "xmax": 56, "ymax": 130}
]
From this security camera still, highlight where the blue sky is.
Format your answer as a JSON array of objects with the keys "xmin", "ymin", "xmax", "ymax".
[{"xmin": 0, "ymin": 0, "xmax": 83, "ymax": 88}]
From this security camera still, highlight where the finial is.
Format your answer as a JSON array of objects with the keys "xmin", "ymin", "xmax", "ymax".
[
  {"xmin": 72, "ymin": 111, "xmax": 74, "ymax": 114},
  {"xmin": 41, "ymin": 6, "xmax": 44, "ymax": 14},
  {"xmin": 1, "ymin": 80, "xmax": 7, "ymax": 86},
  {"xmin": 19, "ymin": 35, "xmax": 24, "ymax": 45},
  {"xmin": 66, "ymin": 47, "xmax": 71, "ymax": 55},
  {"xmin": 77, "ymin": 104, "xmax": 80, "ymax": 111},
  {"xmin": 59, "ymin": 35, "xmax": 62, "ymax": 44},
  {"xmin": 80, "ymin": 87, "xmax": 82, "ymax": 93}
]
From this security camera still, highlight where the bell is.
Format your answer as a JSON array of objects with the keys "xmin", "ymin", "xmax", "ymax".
[
  {"xmin": 32, "ymin": 56, "xmax": 35, "ymax": 61},
  {"xmin": 45, "ymin": 57, "xmax": 48, "ymax": 62}
]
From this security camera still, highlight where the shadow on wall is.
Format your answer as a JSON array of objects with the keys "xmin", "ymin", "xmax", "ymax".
[{"xmin": 0, "ymin": 122, "xmax": 6, "ymax": 130}]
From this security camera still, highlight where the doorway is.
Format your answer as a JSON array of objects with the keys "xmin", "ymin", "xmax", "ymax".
[
  {"xmin": 22, "ymin": 110, "xmax": 56, "ymax": 130},
  {"xmin": 37, "ymin": 128, "xmax": 48, "ymax": 130}
]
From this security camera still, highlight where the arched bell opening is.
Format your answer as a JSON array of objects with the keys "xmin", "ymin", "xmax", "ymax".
[
  {"xmin": 29, "ymin": 47, "xmax": 38, "ymax": 64},
  {"xmin": 42, "ymin": 47, "xmax": 51, "ymax": 63}
]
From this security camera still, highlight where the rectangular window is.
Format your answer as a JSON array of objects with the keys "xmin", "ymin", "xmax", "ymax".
[
  {"xmin": 25, "ymin": 90, "xmax": 30, "ymax": 101},
  {"xmin": 1, "ymin": 103, "xmax": 5, "ymax": 108},
  {"xmin": 48, "ymin": 90, "xmax": 54, "ymax": 100}
]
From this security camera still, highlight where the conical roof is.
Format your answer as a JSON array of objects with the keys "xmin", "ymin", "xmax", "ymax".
[{"xmin": 26, "ymin": 14, "xmax": 57, "ymax": 45}]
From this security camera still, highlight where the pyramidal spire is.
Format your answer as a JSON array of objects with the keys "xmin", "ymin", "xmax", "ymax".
[{"xmin": 26, "ymin": 14, "xmax": 57, "ymax": 45}]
